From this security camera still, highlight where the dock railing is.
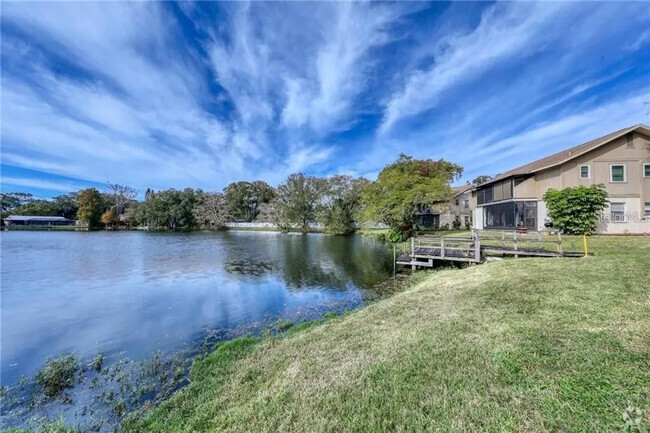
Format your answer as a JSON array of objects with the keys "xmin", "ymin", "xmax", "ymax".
[
  {"xmin": 474, "ymin": 230, "xmax": 562, "ymax": 257},
  {"xmin": 396, "ymin": 229, "xmax": 566, "ymax": 269}
]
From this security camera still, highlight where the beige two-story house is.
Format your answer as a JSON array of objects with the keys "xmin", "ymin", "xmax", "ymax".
[{"xmin": 472, "ymin": 124, "xmax": 650, "ymax": 234}]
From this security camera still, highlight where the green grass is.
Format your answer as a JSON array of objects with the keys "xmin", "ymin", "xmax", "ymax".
[{"xmin": 123, "ymin": 235, "xmax": 650, "ymax": 432}]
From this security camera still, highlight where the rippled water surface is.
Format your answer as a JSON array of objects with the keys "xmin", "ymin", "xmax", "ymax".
[{"xmin": 1, "ymin": 230, "xmax": 392, "ymax": 384}]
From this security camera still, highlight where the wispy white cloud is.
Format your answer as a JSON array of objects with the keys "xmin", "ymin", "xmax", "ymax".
[
  {"xmin": 464, "ymin": 92, "xmax": 650, "ymax": 174},
  {"xmin": 281, "ymin": 2, "xmax": 403, "ymax": 132},
  {"xmin": 1, "ymin": 176, "xmax": 91, "ymax": 193},
  {"xmin": 379, "ymin": 2, "xmax": 570, "ymax": 135}
]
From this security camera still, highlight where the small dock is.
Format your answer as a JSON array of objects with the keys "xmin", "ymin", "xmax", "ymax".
[{"xmin": 396, "ymin": 230, "xmax": 579, "ymax": 269}]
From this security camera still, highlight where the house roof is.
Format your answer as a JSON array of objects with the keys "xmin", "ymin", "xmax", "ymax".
[
  {"xmin": 5, "ymin": 215, "xmax": 69, "ymax": 221},
  {"xmin": 476, "ymin": 124, "xmax": 650, "ymax": 188},
  {"xmin": 452, "ymin": 185, "xmax": 473, "ymax": 196}
]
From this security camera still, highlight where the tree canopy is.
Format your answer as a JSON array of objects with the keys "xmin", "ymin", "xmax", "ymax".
[
  {"xmin": 543, "ymin": 185, "xmax": 609, "ymax": 235},
  {"xmin": 194, "ymin": 192, "xmax": 230, "ymax": 230},
  {"xmin": 320, "ymin": 175, "xmax": 368, "ymax": 235},
  {"xmin": 136, "ymin": 188, "xmax": 199, "ymax": 230},
  {"xmin": 471, "ymin": 175, "xmax": 492, "ymax": 185},
  {"xmin": 275, "ymin": 174, "xmax": 328, "ymax": 232},
  {"xmin": 106, "ymin": 183, "xmax": 137, "ymax": 216},
  {"xmin": 224, "ymin": 181, "xmax": 275, "ymax": 222},
  {"xmin": 76, "ymin": 188, "xmax": 105, "ymax": 228},
  {"xmin": 1, "ymin": 192, "xmax": 34, "ymax": 213},
  {"xmin": 361, "ymin": 154, "xmax": 462, "ymax": 239}
]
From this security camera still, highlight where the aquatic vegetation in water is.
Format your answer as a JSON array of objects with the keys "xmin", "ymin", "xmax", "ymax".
[
  {"xmin": 35, "ymin": 354, "xmax": 80, "ymax": 400},
  {"xmin": 276, "ymin": 318, "xmax": 294, "ymax": 332},
  {"xmin": 93, "ymin": 353, "xmax": 104, "ymax": 373}
]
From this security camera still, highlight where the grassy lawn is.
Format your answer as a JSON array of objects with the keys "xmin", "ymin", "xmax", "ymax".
[{"xmin": 124, "ymin": 236, "xmax": 649, "ymax": 432}]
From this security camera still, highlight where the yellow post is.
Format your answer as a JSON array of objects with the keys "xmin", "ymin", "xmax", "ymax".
[{"xmin": 582, "ymin": 234, "xmax": 588, "ymax": 257}]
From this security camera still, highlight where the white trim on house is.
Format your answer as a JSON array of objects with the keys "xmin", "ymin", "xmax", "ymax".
[{"xmin": 579, "ymin": 164, "xmax": 590, "ymax": 179}]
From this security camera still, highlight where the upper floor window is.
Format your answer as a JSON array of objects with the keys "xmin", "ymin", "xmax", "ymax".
[
  {"xmin": 455, "ymin": 199, "xmax": 459, "ymax": 206},
  {"xmin": 644, "ymin": 163, "xmax": 650, "ymax": 178},
  {"xmin": 464, "ymin": 199, "xmax": 469, "ymax": 209},
  {"xmin": 610, "ymin": 164, "xmax": 626, "ymax": 183},
  {"xmin": 579, "ymin": 165, "xmax": 590, "ymax": 179}
]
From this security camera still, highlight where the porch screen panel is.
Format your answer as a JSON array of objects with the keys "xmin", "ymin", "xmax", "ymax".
[{"xmin": 484, "ymin": 202, "xmax": 516, "ymax": 229}]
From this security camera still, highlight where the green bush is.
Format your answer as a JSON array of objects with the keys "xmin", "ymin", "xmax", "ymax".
[
  {"xmin": 387, "ymin": 227, "xmax": 406, "ymax": 243},
  {"xmin": 543, "ymin": 185, "xmax": 608, "ymax": 235}
]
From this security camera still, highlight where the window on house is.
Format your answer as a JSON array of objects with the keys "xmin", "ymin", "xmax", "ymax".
[
  {"xmin": 464, "ymin": 215, "xmax": 470, "ymax": 224},
  {"xmin": 579, "ymin": 165, "xmax": 590, "ymax": 179},
  {"xmin": 455, "ymin": 199, "xmax": 459, "ymax": 206},
  {"xmin": 464, "ymin": 199, "xmax": 469, "ymax": 209},
  {"xmin": 645, "ymin": 203, "xmax": 650, "ymax": 217},
  {"xmin": 610, "ymin": 165, "xmax": 626, "ymax": 182},
  {"xmin": 610, "ymin": 203, "xmax": 625, "ymax": 222},
  {"xmin": 644, "ymin": 164, "xmax": 650, "ymax": 178}
]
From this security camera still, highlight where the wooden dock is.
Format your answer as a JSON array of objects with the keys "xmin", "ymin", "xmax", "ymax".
[{"xmin": 396, "ymin": 230, "xmax": 579, "ymax": 269}]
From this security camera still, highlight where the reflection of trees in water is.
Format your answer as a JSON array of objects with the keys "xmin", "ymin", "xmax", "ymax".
[
  {"xmin": 222, "ymin": 233, "xmax": 391, "ymax": 292},
  {"xmin": 315, "ymin": 236, "xmax": 393, "ymax": 290}
]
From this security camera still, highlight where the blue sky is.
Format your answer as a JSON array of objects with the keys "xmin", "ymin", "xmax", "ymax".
[{"xmin": 1, "ymin": 1, "xmax": 649, "ymax": 199}]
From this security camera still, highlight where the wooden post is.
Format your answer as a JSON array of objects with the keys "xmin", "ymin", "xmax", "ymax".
[
  {"xmin": 537, "ymin": 231, "xmax": 542, "ymax": 251},
  {"xmin": 393, "ymin": 245, "xmax": 396, "ymax": 277},
  {"xmin": 440, "ymin": 236, "xmax": 446, "ymax": 259},
  {"xmin": 474, "ymin": 233, "xmax": 481, "ymax": 263},
  {"xmin": 557, "ymin": 232, "xmax": 563, "ymax": 254},
  {"xmin": 501, "ymin": 231, "xmax": 506, "ymax": 248},
  {"xmin": 411, "ymin": 236, "xmax": 416, "ymax": 270},
  {"xmin": 513, "ymin": 231, "xmax": 518, "ymax": 259},
  {"xmin": 582, "ymin": 234, "xmax": 588, "ymax": 257}
]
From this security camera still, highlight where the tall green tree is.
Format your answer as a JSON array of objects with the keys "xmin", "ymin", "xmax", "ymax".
[
  {"xmin": 320, "ymin": 176, "xmax": 369, "ymax": 235},
  {"xmin": 224, "ymin": 181, "xmax": 275, "ymax": 222},
  {"xmin": 52, "ymin": 193, "xmax": 79, "ymax": 219},
  {"xmin": 136, "ymin": 188, "xmax": 198, "ymax": 230},
  {"xmin": 76, "ymin": 188, "xmax": 105, "ymax": 228},
  {"xmin": 543, "ymin": 185, "xmax": 608, "ymax": 235},
  {"xmin": 361, "ymin": 154, "xmax": 462, "ymax": 240},
  {"xmin": 276, "ymin": 174, "xmax": 327, "ymax": 232}
]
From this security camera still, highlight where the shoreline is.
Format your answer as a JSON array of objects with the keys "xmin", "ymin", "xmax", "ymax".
[{"xmin": 1, "ymin": 265, "xmax": 422, "ymax": 432}]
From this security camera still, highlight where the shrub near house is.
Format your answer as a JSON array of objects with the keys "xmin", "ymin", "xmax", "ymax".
[{"xmin": 543, "ymin": 185, "xmax": 609, "ymax": 235}]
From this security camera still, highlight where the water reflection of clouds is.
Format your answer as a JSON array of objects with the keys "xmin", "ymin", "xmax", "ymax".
[{"xmin": 0, "ymin": 231, "xmax": 390, "ymax": 384}]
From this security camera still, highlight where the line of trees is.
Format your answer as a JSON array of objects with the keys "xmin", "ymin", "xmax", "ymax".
[{"xmin": 1, "ymin": 154, "xmax": 463, "ymax": 237}]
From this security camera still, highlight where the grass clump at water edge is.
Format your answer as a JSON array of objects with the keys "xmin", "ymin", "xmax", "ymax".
[{"xmin": 35, "ymin": 354, "xmax": 80, "ymax": 400}]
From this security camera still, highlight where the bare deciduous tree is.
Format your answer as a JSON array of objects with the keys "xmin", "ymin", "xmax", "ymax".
[
  {"xmin": 106, "ymin": 183, "xmax": 137, "ymax": 216},
  {"xmin": 193, "ymin": 192, "xmax": 230, "ymax": 230}
]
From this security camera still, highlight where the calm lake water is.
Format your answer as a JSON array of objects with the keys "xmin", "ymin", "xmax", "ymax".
[{"xmin": 0, "ymin": 230, "xmax": 392, "ymax": 385}]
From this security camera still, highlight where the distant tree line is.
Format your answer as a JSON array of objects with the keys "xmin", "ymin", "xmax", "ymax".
[{"xmin": 1, "ymin": 155, "xmax": 463, "ymax": 237}]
